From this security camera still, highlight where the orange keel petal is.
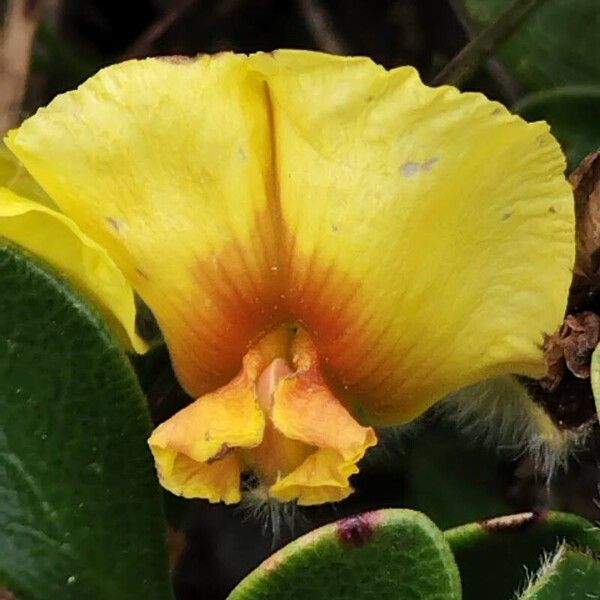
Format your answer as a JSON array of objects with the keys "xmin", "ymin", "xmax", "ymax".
[
  {"xmin": 152, "ymin": 449, "xmax": 242, "ymax": 504},
  {"xmin": 269, "ymin": 448, "xmax": 360, "ymax": 505},
  {"xmin": 148, "ymin": 350, "xmax": 268, "ymax": 502},
  {"xmin": 148, "ymin": 377, "xmax": 265, "ymax": 465},
  {"xmin": 271, "ymin": 330, "xmax": 377, "ymax": 461},
  {"xmin": 267, "ymin": 330, "xmax": 376, "ymax": 505}
]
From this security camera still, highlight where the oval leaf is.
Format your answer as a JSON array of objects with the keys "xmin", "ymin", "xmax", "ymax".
[
  {"xmin": 589, "ymin": 342, "xmax": 600, "ymax": 417},
  {"xmin": 445, "ymin": 510, "xmax": 600, "ymax": 600},
  {"xmin": 461, "ymin": 0, "xmax": 600, "ymax": 90},
  {"xmin": 0, "ymin": 244, "xmax": 172, "ymax": 600},
  {"xmin": 228, "ymin": 509, "xmax": 461, "ymax": 600}
]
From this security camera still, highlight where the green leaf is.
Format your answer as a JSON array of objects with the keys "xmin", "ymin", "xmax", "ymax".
[
  {"xmin": 461, "ymin": 0, "xmax": 600, "ymax": 90},
  {"xmin": 0, "ymin": 244, "xmax": 172, "ymax": 600},
  {"xmin": 588, "ymin": 342, "xmax": 600, "ymax": 418},
  {"xmin": 405, "ymin": 424, "xmax": 511, "ymax": 530},
  {"xmin": 228, "ymin": 509, "xmax": 461, "ymax": 600},
  {"xmin": 514, "ymin": 86, "xmax": 600, "ymax": 168},
  {"xmin": 445, "ymin": 511, "xmax": 600, "ymax": 600},
  {"xmin": 519, "ymin": 545, "xmax": 600, "ymax": 599}
]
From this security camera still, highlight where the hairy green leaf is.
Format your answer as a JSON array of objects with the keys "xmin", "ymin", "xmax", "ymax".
[
  {"xmin": 446, "ymin": 511, "xmax": 600, "ymax": 600},
  {"xmin": 228, "ymin": 509, "xmax": 461, "ymax": 600},
  {"xmin": 519, "ymin": 545, "xmax": 600, "ymax": 599},
  {"xmin": 0, "ymin": 244, "xmax": 172, "ymax": 600}
]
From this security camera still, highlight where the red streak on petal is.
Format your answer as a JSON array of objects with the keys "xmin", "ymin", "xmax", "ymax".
[
  {"xmin": 176, "ymin": 220, "xmax": 402, "ymax": 420},
  {"xmin": 174, "ymin": 212, "xmax": 284, "ymax": 396}
]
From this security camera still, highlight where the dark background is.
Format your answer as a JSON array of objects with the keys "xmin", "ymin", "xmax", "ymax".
[{"xmin": 22, "ymin": 0, "xmax": 501, "ymax": 117}]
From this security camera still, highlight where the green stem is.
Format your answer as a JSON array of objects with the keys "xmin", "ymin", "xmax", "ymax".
[{"xmin": 433, "ymin": 0, "xmax": 548, "ymax": 87}]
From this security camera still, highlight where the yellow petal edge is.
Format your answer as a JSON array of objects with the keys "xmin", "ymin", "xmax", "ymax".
[{"xmin": 0, "ymin": 184, "xmax": 147, "ymax": 352}]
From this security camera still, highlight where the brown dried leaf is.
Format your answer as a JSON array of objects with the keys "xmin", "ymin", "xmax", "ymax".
[
  {"xmin": 562, "ymin": 312, "xmax": 600, "ymax": 378},
  {"xmin": 543, "ymin": 311, "xmax": 600, "ymax": 390},
  {"xmin": 0, "ymin": 589, "xmax": 16, "ymax": 600},
  {"xmin": 570, "ymin": 151, "xmax": 600, "ymax": 278}
]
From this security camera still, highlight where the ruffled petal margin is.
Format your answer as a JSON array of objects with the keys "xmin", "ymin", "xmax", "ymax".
[{"xmin": 148, "ymin": 363, "xmax": 266, "ymax": 503}]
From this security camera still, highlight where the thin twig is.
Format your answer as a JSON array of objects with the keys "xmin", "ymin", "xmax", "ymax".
[
  {"xmin": 295, "ymin": 0, "xmax": 349, "ymax": 55},
  {"xmin": 0, "ymin": 0, "xmax": 44, "ymax": 134},
  {"xmin": 121, "ymin": 0, "xmax": 198, "ymax": 60},
  {"xmin": 44, "ymin": 0, "xmax": 63, "ymax": 28},
  {"xmin": 433, "ymin": 0, "xmax": 547, "ymax": 87},
  {"xmin": 447, "ymin": 0, "xmax": 523, "ymax": 103}
]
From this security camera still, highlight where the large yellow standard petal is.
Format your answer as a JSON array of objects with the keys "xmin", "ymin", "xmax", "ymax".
[
  {"xmin": 251, "ymin": 50, "xmax": 574, "ymax": 424},
  {"xmin": 7, "ymin": 50, "xmax": 574, "ymax": 429}
]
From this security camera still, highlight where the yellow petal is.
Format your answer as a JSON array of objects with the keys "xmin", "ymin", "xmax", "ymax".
[
  {"xmin": 252, "ymin": 50, "xmax": 574, "ymax": 424},
  {"xmin": 268, "ymin": 448, "xmax": 357, "ymax": 505},
  {"xmin": 0, "ymin": 143, "xmax": 54, "ymax": 207},
  {"xmin": 265, "ymin": 330, "xmax": 375, "ymax": 505},
  {"xmin": 148, "ymin": 343, "xmax": 269, "ymax": 502},
  {"xmin": 241, "ymin": 421, "xmax": 313, "ymax": 490},
  {"xmin": 271, "ymin": 330, "xmax": 377, "ymax": 461},
  {"xmin": 0, "ymin": 187, "xmax": 146, "ymax": 352},
  {"xmin": 151, "ymin": 447, "xmax": 242, "ymax": 504},
  {"xmin": 6, "ymin": 54, "xmax": 279, "ymax": 397},
  {"xmin": 148, "ymin": 365, "xmax": 265, "ymax": 466}
]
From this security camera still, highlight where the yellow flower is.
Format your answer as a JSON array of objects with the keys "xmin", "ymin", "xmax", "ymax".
[{"xmin": 3, "ymin": 50, "xmax": 574, "ymax": 505}]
